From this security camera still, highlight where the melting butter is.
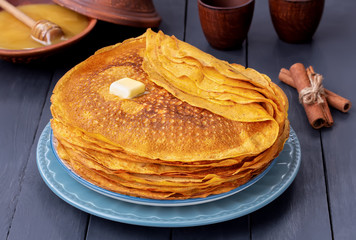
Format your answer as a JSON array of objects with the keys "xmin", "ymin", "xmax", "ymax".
[
  {"xmin": 0, "ymin": 4, "xmax": 89, "ymax": 50},
  {"xmin": 110, "ymin": 78, "xmax": 146, "ymax": 99}
]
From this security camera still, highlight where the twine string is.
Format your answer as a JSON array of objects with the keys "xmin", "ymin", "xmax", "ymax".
[{"xmin": 299, "ymin": 72, "xmax": 325, "ymax": 105}]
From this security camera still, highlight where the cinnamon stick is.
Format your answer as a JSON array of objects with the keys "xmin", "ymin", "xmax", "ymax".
[
  {"xmin": 307, "ymin": 66, "xmax": 352, "ymax": 113},
  {"xmin": 279, "ymin": 68, "xmax": 295, "ymax": 86},
  {"xmin": 289, "ymin": 63, "xmax": 333, "ymax": 129},
  {"xmin": 279, "ymin": 68, "xmax": 352, "ymax": 113},
  {"xmin": 325, "ymin": 90, "xmax": 352, "ymax": 113}
]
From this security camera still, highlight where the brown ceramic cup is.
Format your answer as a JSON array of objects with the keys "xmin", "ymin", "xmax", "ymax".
[
  {"xmin": 269, "ymin": 0, "xmax": 325, "ymax": 43},
  {"xmin": 198, "ymin": 0, "xmax": 255, "ymax": 50}
]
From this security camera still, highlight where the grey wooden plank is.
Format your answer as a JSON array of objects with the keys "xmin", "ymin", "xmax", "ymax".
[
  {"xmin": 247, "ymin": 0, "xmax": 332, "ymax": 239},
  {"xmin": 172, "ymin": 218, "xmax": 249, "ymax": 240},
  {"xmin": 316, "ymin": 1, "xmax": 356, "ymax": 239},
  {"xmin": 6, "ymin": 68, "xmax": 89, "ymax": 240},
  {"xmin": 154, "ymin": 0, "xmax": 186, "ymax": 38},
  {"xmin": 86, "ymin": 216, "xmax": 170, "ymax": 240},
  {"xmin": 0, "ymin": 61, "xmax": 52, "ymax": 240},
  {"xmin": 173, "ymin": 0, "xmax": 249, "ymax": 239}
]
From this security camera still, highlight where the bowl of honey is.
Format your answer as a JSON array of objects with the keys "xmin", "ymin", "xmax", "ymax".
[{"xmin": 0, "ymin": 0, "xmax": 97, "ymax": 63}]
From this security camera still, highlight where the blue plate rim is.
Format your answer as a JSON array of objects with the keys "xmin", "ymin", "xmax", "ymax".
[{"xmin": 37, "ymin": 122, "xmax": 301, "ymax": 227}]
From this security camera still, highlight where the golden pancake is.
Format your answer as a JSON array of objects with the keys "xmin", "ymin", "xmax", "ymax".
[
  {"xmin": 50, "ymin": 29, "xmax": 289, "ymax": 200},
  {"xmin": 57, "ymin": 141, "xmax": 268, "ymax": 200}
]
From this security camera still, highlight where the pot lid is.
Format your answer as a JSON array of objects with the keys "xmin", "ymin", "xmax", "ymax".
[{"xmin": 53, "ymin": 0, "xmax": 161, "ymax": 27}]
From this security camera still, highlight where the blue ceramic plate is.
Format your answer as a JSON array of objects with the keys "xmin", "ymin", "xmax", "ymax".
[
  {"xmin": 37, "ymin": 122, "xmax": 301, "ymax": 227},
  {"xmin": 50, "ymin": 130, "xmax": 278, "ymax": 207}
]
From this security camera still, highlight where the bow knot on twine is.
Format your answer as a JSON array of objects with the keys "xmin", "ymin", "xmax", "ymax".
[{"xmin": 299, "ymin": 72, "xmax": 326, "ymax": 105}]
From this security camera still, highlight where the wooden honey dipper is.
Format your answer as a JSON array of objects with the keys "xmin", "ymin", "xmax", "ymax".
[{"xmin": 0, "ymin": 0, "xmax": 64, "ymax": 45}]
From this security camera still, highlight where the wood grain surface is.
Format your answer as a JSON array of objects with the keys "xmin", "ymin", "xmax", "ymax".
[
  {"xmin": 0, "ymin": 62, "xmax": 52, "ymax": 240},
  {"xmin": 318, "ymin": 1, "xmax": 356, "ymax": 239},
  {"xmin": 248, "ymin": 1, "xmax": 331, "ymax": 239}
]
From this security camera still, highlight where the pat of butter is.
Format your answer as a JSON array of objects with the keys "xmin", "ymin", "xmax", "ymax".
[{"xmin": 109, "ymin": 78, "xmax": 146, "ymax": 99}]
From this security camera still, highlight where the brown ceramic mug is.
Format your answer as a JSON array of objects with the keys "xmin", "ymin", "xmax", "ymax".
[
  {"xmin": 269, "ymin": 0, "xmax": 325, "ymax": 43},
  {"xmin": 198, "ymin": 0, "xmax": 255, "ymax": 50}
]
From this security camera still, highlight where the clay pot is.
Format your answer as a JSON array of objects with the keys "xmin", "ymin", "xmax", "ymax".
[
  {"xmin": 198, "ymin": 0, "xmax": 255, "ymax": 50},
  {"xmin": 53, "ymin": 0, "xmax": 161, "ymax": 28},
  {"xmin": 269, "ymin": 0, "xmax": 325, "ymax": 43}
]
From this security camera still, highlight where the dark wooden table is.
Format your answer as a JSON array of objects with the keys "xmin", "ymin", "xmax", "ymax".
[{"xmin": 1, "ymin": 0, "xmax": 355, "ymax": 239}]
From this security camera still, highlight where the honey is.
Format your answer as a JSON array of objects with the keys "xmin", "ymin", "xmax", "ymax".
[{"xmin": 0, "ymin": 4, "xmax": 89, "ymax": 50}]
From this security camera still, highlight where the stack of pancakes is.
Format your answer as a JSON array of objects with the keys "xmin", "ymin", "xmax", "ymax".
[{"xmin": 50, "ymin": 29, "xmax": 289, "ymax": 200}]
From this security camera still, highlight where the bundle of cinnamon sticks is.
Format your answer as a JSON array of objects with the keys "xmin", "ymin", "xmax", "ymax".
[{"xmin": 279, "ymin": 63, "xmax": 352, "ymax": 129}]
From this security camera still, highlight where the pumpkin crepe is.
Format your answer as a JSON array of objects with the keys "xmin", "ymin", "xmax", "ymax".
[{"xmin": 50, "ymin": 29, "xmax": 289, "ymax": 200}]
